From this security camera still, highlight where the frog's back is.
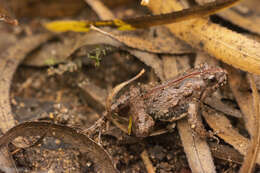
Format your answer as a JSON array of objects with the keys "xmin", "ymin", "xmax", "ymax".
[{"xmin": 145, "ymin": 79, "xmax": 195, "ymax": 122}]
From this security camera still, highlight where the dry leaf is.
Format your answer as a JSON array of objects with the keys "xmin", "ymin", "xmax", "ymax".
[
  {"xmin": 0, "ymin": 33, "xmax": 53, "ymax": 133},
  {"xmin": 209, "ymin": 142, "xmax": 243, "ymax": 164},
  {"xmin": 127, "ymin": 49, "xmax": 164, "ymax": 80},
  {"xmin": 92, "ymin": 27, "xmax": 192, "ymax": 54},
  {"xmin": 0, "ymin": 33, "xmax": 53, "ymax": 173},
  {"xmin": 218, "ymin": 1, "xmax": 260, "ymax": 35},
  {"xmin": 0, "ymin": 122, "xmax": 118, "ymax": 173},
  {"xmin": 202, "ymin": 105, "xmax": 260, "ymax": 166},
  {"xmin": 147, "ymin": 0, "xmax": 260, "ymax": 75},
  {"xmin": 23, "ymin": 31, "xmax": 121, "ymax": 66},
  {"xmin": 24, "ymin": 34, "xmax": 85, "ymax": 66},
  {"xmin": 239, "ymin": 74, "xmax": 260, "ymax": 173},
  {"xmin": 227, "ymin": 66, "xmax": 255, "ymax": 136},
  {"xmin": 204, "ymin": 96, "xmax": 242, "ymax": 118},
  {"xmin": 202, "ymin": 106, "xmax": 250, "ymax": 159},
  {"xmin": 177, "ymin": 119, "xmax": 216, "ymax": 173}
]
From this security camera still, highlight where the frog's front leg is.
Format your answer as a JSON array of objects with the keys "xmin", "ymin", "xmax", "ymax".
[
  {"xmin": 130, "ymin": 105, "xmax": 155, "ymax": 137},
  {"xmin": 129, "ymin": 87, "xmax": 155, "ymax": 137},
  {"xmin": 187, "ymin": 100, "xmax": 209, "ymax": 139}
]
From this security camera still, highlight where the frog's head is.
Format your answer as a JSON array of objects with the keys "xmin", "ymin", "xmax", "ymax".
[
  {"xmin": 198, "ymin": 64, "xmax": 227, "ymax": 99},
  {"xmin": 202, "ymin": 66, "xmax": 227, "ymax": 88}
]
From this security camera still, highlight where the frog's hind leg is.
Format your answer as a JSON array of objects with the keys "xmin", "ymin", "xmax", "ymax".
[{"xmin": 187, "ymin": 100, "xmax": 209, "ymax": 139}]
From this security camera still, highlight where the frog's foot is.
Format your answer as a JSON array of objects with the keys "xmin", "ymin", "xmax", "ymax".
[{"xmin": 207, "ymin": 130, "xmax": 220, "ymax": 143}]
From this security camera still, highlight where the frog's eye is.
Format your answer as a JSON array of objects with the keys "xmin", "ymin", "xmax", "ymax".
[{"xmin": 208, "ymin": 75, "xmax": 216, "ymax": 83}]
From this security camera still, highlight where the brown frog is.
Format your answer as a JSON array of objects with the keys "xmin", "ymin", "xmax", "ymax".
[{"xmin": 110, "ymin": 64, "xmax": 227, "ymax": 137}]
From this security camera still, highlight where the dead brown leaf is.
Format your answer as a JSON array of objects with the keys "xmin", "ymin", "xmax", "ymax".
[
  {"xmin": 147, "ymin": 0, "xmax": 260, "ymax": 75},
  {"xmin": 0, "ymin": 33, "xmax": 53, "ymax": 133},
  {"xmin": 227, "ymin": 66, "xmax": 255, "ymax": 136},
  {"xmin": 202, "ymin": 106, "xmax": 250, "ymax": 160},
  {"xmin": 239, "ymin": 74, "xmax": 260, "ymax": 173},
  {"xmin": 24, "ymin": 34, "xmax": 84, "ymax": 66},
  {"xmin": 218, "ymin": 0, "xmax": 260, "ymax": 35},
  {"xmin": 209, "ymin": 142, "xmax": 243, "ymax": 164},
  {"xmin": 177, "ymin": 119, "xmax": 216, "ymax": 173},
  {"xmin": 202, "ymin": 104, "xmax": 260, "ymax": 166},
  {"xmin": 92, "ymin": 27, "xmax": 192, "ymax": 54},
  {"xmin": 204, "ymin": 96, "xmax": 242, "ymax": 118},
  {"xmin": 23, "ymin": 31, "xmax": 121, "ymax": 67}
]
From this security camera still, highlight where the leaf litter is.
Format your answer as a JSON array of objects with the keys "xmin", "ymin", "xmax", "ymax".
[{"xmin": 0, "ymin": 0, "xmax": 260, "ymax": 172}]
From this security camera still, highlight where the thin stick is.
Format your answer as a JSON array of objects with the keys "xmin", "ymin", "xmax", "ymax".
[{"xmin": 141, "ymin": 149, "xmax": 156, "ymax": 173}]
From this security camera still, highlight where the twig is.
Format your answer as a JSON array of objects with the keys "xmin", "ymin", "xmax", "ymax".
[
  {"xmin": 140, "ymin": 149, "xmax": 155, "ymax": 173},
  {"xmin": 84, "ymin": 0, "xmax": 114, "ymax": 20}
]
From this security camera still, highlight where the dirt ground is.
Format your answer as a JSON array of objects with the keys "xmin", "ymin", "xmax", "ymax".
[
  {"xmin": 9, "ymin": 65, "xmax": 235, "ymax": 172},
  {"xmin": 0, "ymin": 0, "xmax": 260, "ymax": 172}
]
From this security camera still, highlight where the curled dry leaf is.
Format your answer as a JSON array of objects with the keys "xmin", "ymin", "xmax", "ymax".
[
  {"xmin": 0, "ymin": 33, "xmax": 54, "ymax": 172},
  {"xmin": 23, "ymin": 29, "xmax": 165, "ymax": 82},
  {"xmin": 0, "ymin": 33, "xmax": 53, "ymax": 133},
  {"xmin": 147, "ymin": 0, "xmax": 260, "ymax": 75},
  {"xmin": 196, "ymin": 0, "xmax": 215, "ymax": 4},
  {"xmin": 45, "ymin": 0, "xmax": 241, "ymax": 32},
  {"xmin": 0, "ymin": 122, "xmax": 118, "ymax": 173}
]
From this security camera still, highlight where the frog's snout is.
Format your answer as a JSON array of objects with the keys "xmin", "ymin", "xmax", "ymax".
[{"xmin": 216, "ymin": 69, "xmax": 228, "ymax": 87}]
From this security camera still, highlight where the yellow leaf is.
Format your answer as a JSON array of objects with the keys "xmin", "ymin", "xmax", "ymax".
[{"xmin": 44, "ymin": 20, "xmax": 90, "ymax": 32}]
